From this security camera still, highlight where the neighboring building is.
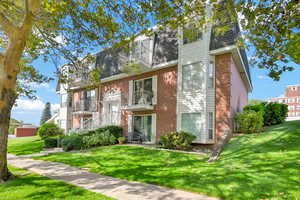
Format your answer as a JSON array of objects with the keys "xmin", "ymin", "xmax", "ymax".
[
  {"xmin": 56, "ymin": 23, "xmax": 252, "ymax": 145},
  {"xmin": 45, "ymin": 112, "xmax": 60, "ymax": 126},
  {"xmin": 268, "ymin": 85, "xmax": 300, "ymax": 119},
  {"xmin": 15, "ymin": 124, "xmax": 38, "ymax": 137}
]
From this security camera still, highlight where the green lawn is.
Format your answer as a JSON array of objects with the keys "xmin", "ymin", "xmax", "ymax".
[
  {"xmin": 0, "ymin": 166, "xmax": 114, "ymax": 200},
  {"xmin": 8, "ymin": 136, "xmax": 44, "ymax": 155},
  {"xmin": 35, "ymin": 121, "xmax": 300, "ymax": 199}
]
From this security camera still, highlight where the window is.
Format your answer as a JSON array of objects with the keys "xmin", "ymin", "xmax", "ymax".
[
  {"xmin": 208, "ymin": 62, "xmax": 214, "ymax": 88},
  {"xmin": 182, "ymin": 62, "xmax": 204, "ymax": 91},
  {"xmin": 208, "ymin": 112, "xmax": 214, "ymax": 140},
  {"xmin": 61, "ymin": 94, "xmax": 68, "ymax": 107},
  {"xmin": 181, "ymin": 113, "xmax": 203, "ymax": 139},
  {"xmin": 133, "ymin": 78, "xmax": 153, "ymax": 105},
  {"xmin": 183, "ymin": 24, "xmax": 203, "ymax": 44},
  {"xmin": 133, "ymin": 115, "xmax": 153, "ymax": 142}
]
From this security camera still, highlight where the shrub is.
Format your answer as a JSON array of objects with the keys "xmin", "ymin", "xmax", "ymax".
[
  {"xmin": 61, "ymin": 135, "xmax": 83, "ymax": 151},
  {"xmin": 118, "ymin": 137, "xmax": 125, "ymax": 143},
  {"xmin": 44, "ymin": 137, "xmax": 58, "ymax": 148},
  {"xmin": 244, "ymin": 103, "xmax": 265, "ymax": 115},
  {"xmin": 160, "ymin": 131, "xmax": 196, "ymax": 150},
  {"xmin": 243, "ymin": 102, "xmax": 288, "ymax": 126},
  {"xmin": 235, "ymin": 110, "xmax": 264, "ymax": 134},
  {"xmin": 264, "ymin": 102, "xmax": 288, "ymax": 126},
  {"xmin": 38, "ymin": 123, "xmax": 63, "ymax": 139},
  {"xmin": 83, "ymin": 130, "xmax": 116, "ymax": 148},
  {"xmin": 94, "ymin": 125, "xmax": 122, "ymax": 138}
]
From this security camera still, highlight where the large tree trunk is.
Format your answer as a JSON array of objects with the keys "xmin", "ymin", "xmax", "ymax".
[{"xmin": 0, "ymin": 86, "xmax": 17, "ymax": 182}]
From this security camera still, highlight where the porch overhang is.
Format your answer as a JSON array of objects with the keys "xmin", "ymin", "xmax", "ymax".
[{"xmin": 121, "ymin": 104, "xmax": 154, "ymax": 111}]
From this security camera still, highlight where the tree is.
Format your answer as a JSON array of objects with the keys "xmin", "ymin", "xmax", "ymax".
[
  {"xmin": 0, "ymin": 0, "xmax": 153, "ymax": 182},
  {"xmin": 0, "ymin": 0, "xmax": 299, "ymax": 182},
  {"xmin": 40, "ymin": 102, "xmax": 52, "ymax": 125}
]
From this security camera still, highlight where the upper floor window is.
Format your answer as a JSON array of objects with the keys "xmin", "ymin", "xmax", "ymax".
[
  {"xmin": 133, "ymin": 78, "xmax": 153, "ymax": 105},
  {"xmin": 291, "ymin": 86, "xmax": 297, "ymax": 91},
  {"xmin": 208, "ymin": 62, "xmax": 214, "ymax": 89},
  {"xmin": 61, "ymin": 94, "xmax": 68, "ymax": 107},
  {"xmin": 183, "ymin": 24, "xmax": 203, "ymax": 44},
  {"xmin": 182, "ymin": 62, "xmax": 204, "ymax": 91}
]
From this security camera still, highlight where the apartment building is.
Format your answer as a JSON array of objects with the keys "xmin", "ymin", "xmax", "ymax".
[
  {"xmin": 268, "ymin": 85, "xmax": 300, "ymax": 118},
  {"xmin": 56, "ymin": 24, "xmax": 252, "ymax": 145}
]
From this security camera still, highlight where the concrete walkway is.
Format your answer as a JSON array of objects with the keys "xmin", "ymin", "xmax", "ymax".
[{"xmin": 8, "ymin": 154, "xmax": 219, "ymax": 200}]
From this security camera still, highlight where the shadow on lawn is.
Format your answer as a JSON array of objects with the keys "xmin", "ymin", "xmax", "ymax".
[
  {"xmin": 36, "ymin": 121, "xmax": 300, "ymax": 200},
  {"xmin": 1, "ymin": 174, "xmax": 90, "ymax": 200}
]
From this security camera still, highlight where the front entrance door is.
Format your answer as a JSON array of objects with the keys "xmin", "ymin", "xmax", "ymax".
[{"xmin": 133, "ymin": 115, "xmax": 153, "ymax": 142}]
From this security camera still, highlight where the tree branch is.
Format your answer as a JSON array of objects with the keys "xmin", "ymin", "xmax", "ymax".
[
  {"xmin": 21, "ymin": 0, "xmax": 41, "ymax": 32},
  {"xmin": 0, "ymin": 12, "xmax": 17, "ymax": 37}
]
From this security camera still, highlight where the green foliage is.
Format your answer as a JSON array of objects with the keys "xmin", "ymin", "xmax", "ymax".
[
  {"xmin": 1, "ymin": 166, "xmax": 114, "ymax": 200},
  {"xmin": 94, "ymin": 126, "xmax": 123, "ymax": 139},
  {"xmin": 8, "ymin": 136, "xmax": 44, "ymax": 155},
  {"xmin": 160, "ymin": 131, "xmax": 196, "ymax": 150},
  {"xmin": 235, "ymin": 111, "xmax": 264, "ymax": 134},
  {"xmin": 83, "ymin": 130, "xmax": 117, "ymax": 149},
  {"xmin": 8, "ymin": 118, "xmax": 22, "ymax": 135},
  {"xmin": 264, "ymin": 102, "xmax": 288, "ymax": 126},
  {"xmin": 248, "ymin": 99, "xmax": 264, "ymax": 105},
  {"xmin": 40, "ymin": 102, "xmax": 52, "ymax": 125},
  {"xmin": 243, "ymin": 103, "xmax": 265, "ymax": 115},
  {"xmin": 61, "ymin": 135, "xmax": 84, "ymax": 152},
  {"xmin": 118, "ymin": 137, "xmax": 126, "ymax": 142},
  {"xmin": 44, "ymin": 137, "xmax": 58, "ymax": 148},
  {"xmin": 244, "ymin": 102, "xmax": 288, "ymax": 126},
  {"xmin": 36, "ymin": 120, "xmax": 300, "ymax": 199},
  {"xmin": 38, "ymin": 123, "xmax": 63, "ymax": 139}
]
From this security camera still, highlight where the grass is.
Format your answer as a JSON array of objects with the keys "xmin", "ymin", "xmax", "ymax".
[
  {"xmin": 0, "ymin": 166, "xmax": 114, "ymax": 200},
  {"xmin": 8, "ymin": 136, "xmax": 44, "ymax": 155},
  {"xmin": 35, "ymin": 121, "xmax": 300, "ymax": 199}
]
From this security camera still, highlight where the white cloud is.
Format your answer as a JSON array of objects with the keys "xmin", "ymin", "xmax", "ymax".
[
  {"xmin": 13, "ymin": 99, "xmax": 60, "ymax": 114},
  {"xmin": 257, "ymin": 75, "xmax": 269, "ymax": 80},
  {"xmin": 19, "ymin": 80, "xmax": 50, "ymax": 89},
  {"xmin": 13, "ymin": 99, "xmax": 45, "ymax": 111}
]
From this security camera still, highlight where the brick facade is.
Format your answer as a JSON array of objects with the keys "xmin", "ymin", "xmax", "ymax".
[
  {"xmin": 268, "ymin": 85, "xmax": 300, "ymax": 117},
  {"xmin": 100, "ymin": 66, "xmax": 177, "ymax": 141},
  {"xmin": 215, "ymin": 53, "xmax": 233, "ymax": 142}
]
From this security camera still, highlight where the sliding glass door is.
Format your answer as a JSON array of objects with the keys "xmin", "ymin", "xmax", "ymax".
[{"xmin": 133, "ymin": 115, "xmax": 153, "ymax": 142}]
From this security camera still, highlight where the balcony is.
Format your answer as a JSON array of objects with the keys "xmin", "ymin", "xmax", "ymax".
[
  {"xmin": 72, "ymin": 100, "xmax": 97, "ymax": 114},
  {"xmin": 118, "ymin": 40, "xmax": 152, "ymax": 72},
  {"xmin": 122, "ymin": 90, "xmax": 154, "ymax": 111}
]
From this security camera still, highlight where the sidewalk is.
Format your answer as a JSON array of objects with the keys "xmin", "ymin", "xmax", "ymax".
[{"xmin": 8, "ymin": 154, "xmax": 220, "ymax": 200}]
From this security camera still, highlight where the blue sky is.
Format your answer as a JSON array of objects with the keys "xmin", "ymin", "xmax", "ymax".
[{"xmin": 11, "ymin": 55, "xmax": 300, "ymax": 126}]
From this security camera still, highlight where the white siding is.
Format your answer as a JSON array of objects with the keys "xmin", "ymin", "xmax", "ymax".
[
  {"xmin": 152, "ymin": 75, "xmax": 158, "ymax": 105},
  {"xmin": 177, "ymin": 25, "xmax": 214, "ymax": 143}
]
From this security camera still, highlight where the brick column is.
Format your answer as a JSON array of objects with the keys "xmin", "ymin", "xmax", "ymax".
[{"xmin": 215, "ymin": 53, "xmax": 232, "ymax": 143}]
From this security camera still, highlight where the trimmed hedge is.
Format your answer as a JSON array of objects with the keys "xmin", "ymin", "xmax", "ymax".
[
  {"xmin": 44, "ymin": 137, "xmax": 58, "ymax": 148},
  {"xmin": 61, "ymin": 135, "xmax": 83, "ymax": 151},
  {"xmin": 264, "ymin": 102, "xmax": 288, "ymax": 126},
  {"xmin": 160, "ymin": 131, "xmax": 196, "ymax": 150},
  {"xmin": 243, "ymin": 102, "xmax": 288, "ymax": 126},
  {"xmin": 235, "ymin": 110, "xmax": 264, "ymax": 134},
  {"xmin": 60, "ymin": 125, "xmax": 122, "ymax": 151},
  {"xmin": 38, "ymin": 123, "xmax": 63, "ymax": 139},
  {"xmin": 82, "ymin": 130, "xmax": 117, "ymax": 148}
]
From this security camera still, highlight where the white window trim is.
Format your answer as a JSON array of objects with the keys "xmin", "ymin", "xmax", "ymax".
[{"xmin": 130, "ymin": 114, "xmax": 156, "ymax": 144}]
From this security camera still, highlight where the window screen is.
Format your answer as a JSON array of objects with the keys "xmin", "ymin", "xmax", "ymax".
[
  {"xmin": 182, "ymin": 62, "xmax": 204, "ymax": 91},
  {"xmin": 181, "ymin": 113, "xmax": 202, "ymax": 139}
]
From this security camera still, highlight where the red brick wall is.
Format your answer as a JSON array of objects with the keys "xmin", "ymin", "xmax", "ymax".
[
  {"xmin": 15, "ymin": 128, "xmax": 37, "ymax": 137},
  {"xmin": 285, "ymin": 86, "xmax": 300, "ymax": 97},
  {"xmin": 215, "ymin": 53, "xmax": 232, "ymax": 142},
  {"xmin": 100, "ymin": 66, "xmax": 177, "ymax": 141}
]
